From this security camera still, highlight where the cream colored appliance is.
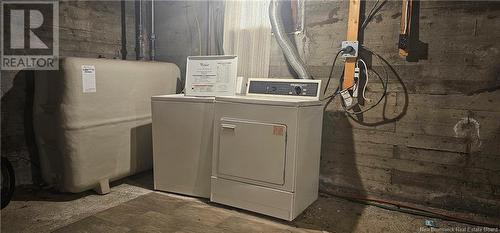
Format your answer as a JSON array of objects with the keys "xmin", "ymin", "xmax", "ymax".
[
  {"xmin": 152, "ymin": 94, "xmax": 214, "ymax": 198},
  {"xmin": 210, "ymin": 78, "xmax": 323, "ymax": 221},
  {"xmin": 34, "ymin": 57, "xmax": 178, "ymax": 194}
]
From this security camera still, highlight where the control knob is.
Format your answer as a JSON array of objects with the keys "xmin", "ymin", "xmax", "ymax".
[{"xmin": 294, "ymin": 86, "xmax": 303, "ymax": 95}]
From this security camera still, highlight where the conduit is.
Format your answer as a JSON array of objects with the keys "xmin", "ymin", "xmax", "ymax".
[
  {"xmin": 120, "ymin": 0, "xmax": 127, "ymax": 60},
  {"xmin": 151, "ymin": 0, "xmax": 156, "ymax": 60},
  {"xmin": 135, "ymin": 0, "xmax": 147, "ymax": 60},
  {"xmin": 269, "ymin": 0, "xmax": 310, "ymax": 79}
]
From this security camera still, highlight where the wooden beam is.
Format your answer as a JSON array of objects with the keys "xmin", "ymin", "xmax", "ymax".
[{"xmin": 343, "ymin": 0, "xmax": 361, "ymax": 89}]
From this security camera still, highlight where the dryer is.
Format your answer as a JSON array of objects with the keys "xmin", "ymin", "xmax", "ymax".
[{"xmin": 210, "ymin": 78, "xmax": 323, "ymax": 221}]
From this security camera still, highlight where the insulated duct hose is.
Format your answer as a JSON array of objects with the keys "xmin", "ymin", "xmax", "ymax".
[{"xmin": 269, "ymin": 0, "xmax": 311, "ymax": 79}]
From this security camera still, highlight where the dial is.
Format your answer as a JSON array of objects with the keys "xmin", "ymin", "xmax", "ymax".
[{"xmin": 294, "ymin": 86, "xmax": 302, "ymax": 95}]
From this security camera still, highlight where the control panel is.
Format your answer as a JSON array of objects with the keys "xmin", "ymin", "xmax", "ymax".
[{"xmin": 246, "ymin": 78, "xmax": 321, "ymax": 99}]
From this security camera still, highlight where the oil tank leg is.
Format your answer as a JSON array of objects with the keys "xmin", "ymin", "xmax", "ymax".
[{"xmin": 94, "ymin": 179, "xmax": 110, "ymax": 194}]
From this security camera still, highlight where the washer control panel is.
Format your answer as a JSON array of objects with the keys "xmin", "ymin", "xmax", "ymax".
[{"xmin": 246, "ymin": 78, "xmax": 321, "ymax": 99}]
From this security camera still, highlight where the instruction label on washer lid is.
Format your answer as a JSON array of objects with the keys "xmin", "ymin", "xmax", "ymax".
[
  {"xmin": 81, "ymin": 65, "xmax": 96, "ymax": 93},
  {"xmin": 185, "ymin": 56, "xmax": 238, "ymax": 96}
]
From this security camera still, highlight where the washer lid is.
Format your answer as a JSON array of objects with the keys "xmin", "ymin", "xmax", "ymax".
[
  {"xmin": 215, "ymin": 95, "xmax": 323, "ymax": 107},
  {"xmin": 152, "ymin": 94, "xmax": 215, "ymax": 103}
]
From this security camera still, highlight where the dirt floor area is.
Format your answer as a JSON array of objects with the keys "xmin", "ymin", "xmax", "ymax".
[{"xmin": 1, "ymin": 171, "xmax": 498, "ymax": 233}]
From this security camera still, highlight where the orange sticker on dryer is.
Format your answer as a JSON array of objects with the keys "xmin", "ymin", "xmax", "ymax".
[{"xmin": 273, "ymin": 126, "xmax": 284, "ymax": 136}]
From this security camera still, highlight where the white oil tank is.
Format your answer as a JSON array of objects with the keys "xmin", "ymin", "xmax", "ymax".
[{"xmin": 33, "ymin": 57, "xmax": 179, "ymax": 194}]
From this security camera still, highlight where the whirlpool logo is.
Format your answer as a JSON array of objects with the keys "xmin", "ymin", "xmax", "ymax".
[{"xmin": 1, "ymin": 1, "xmax": 59, "ymax": 70}]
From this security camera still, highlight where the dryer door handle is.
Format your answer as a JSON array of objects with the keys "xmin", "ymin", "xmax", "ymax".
[{"xmin": 221, "ymin": 123, "xmax": 236, "ymax": 130}]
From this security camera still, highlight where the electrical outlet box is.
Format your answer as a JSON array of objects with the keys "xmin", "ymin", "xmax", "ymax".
[
  {"xmin": 340, "ymin": 89, "xmax": 353, "ymax": 107},
  {"xmin": 341, "ymin": 41, "xmax": 359, "ymax": 58}
]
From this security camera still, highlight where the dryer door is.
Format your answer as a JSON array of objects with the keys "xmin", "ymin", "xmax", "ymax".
[{"xmin": 217, "ymin": 118, "xmax": 286, "ymax": 185}]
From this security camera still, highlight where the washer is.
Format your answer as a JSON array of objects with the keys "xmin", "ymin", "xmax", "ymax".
[
  {"xmin": 152, "ymin": 94, "xmax": 214, "ymax": 198},
  {"xmin": 210, "ymin": 79, "xmax": 323, "ymax": 221}
]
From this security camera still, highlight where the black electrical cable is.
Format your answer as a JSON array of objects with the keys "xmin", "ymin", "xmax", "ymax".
[
  {"xmin": 323, "ymin": 50, "xmax": 344, "ymax": 96},
  {"xmin": 321, "ymin": 86, "xmax": 339, "ymax": 101},
  {"xmin": 323, "ymin": 46, "xmax": 390, "ymax": 115},
  {"xmin": 360, "ymin": 0, "xmax": 380, "ymax": 29},
  {"xmin": 360, "ymin": 0, "xmax": 387, "ymax": 30},
  {"xmin": 322, "ymin": 73, "xmax": 356, "ymax": 110},
  {"xmin": 323, "ymin": 0, "xmax": 391, "ymax": 115},
  {"xmin": 326, "ymin": 0, "xmax": 389, "ymax": 116},
  {"xmin": 341, "ymin": 57, "xmax": 388, "ymax": 115}
]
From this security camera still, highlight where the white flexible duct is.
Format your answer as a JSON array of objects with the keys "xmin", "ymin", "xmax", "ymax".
[{"xmin": 269, "ymin": 0, "xmax": 311, "ymax": 79}]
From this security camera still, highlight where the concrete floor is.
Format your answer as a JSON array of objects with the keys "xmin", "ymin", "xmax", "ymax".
[{"xmin": 1, "ymin": 171, "xmax": 496, "ymax": 233}]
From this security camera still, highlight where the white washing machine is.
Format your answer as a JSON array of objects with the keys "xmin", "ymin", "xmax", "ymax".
[
  {"xmin": 151, "ymin": 94, "xmax": 214, "ymax": 198},
  {"xmin": 210, "ymin": 79, "xmax": 323, "ymax": 221}
]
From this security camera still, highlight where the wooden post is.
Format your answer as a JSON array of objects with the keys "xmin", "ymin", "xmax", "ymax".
[{"xmin": 343, "ymin": 0, "xmax": 361, "ymax": 90}]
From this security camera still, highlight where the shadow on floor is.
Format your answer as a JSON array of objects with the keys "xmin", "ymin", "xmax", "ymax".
[
  {"xmin": 290, "ymin": 111, "xmax": 366, "ymax": 233},
  {"xmin": 11, "ymin": 170, "xmax": 155, "ymax": 203},
  {"xmin": 120, "ymin": 169, "xmax": 155, "ymax": 190},
  {"xmin": 10, "ymin": 185, "xmax": 94, "ymax": 203}
]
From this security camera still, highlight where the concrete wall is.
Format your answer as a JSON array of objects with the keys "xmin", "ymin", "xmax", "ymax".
[
  {"xmin": 1, "ymin": 1, "xmax": 136, "ymax": 184},
  {"xmin": 154, "ymin": 1, "xmax": 209, "ymax": 82},
  {"xmin": 269, "ymin": 1, "xmax": 500, "ymax": 217}
]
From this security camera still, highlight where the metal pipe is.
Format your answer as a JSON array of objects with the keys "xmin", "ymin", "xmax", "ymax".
[
  {"xmin": 150, "ymin": 0, "xmax": 156, "ymax": 60},
  {"xmin": 269, "ymin": 0, "xmax": 310, "ymax": 79},
  {"xmin": 135, "ymin": 0, "xmax": 146, "ymax": 60},
  {"xmin": 120, "ymin": 0, "xmax": 127, "ymax": 60}
]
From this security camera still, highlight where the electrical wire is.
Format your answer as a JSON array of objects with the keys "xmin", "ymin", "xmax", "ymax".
[
  {"xmin": 360, "ymin": 0, "xmax": 387, "ymax": 30},
  {"xmin": 357, "ymin": 58, "xmax": 369, "ymax": 102},
  {"xmin": 341, "ymin": 66, "xmax": 386, "ymax": 115},
  {"xmin": 343, "ymin": 66, "xmax": 387, "ymax": 114},
  {"xmin": 361, "ymin": 0, "xmax": 380, "ymax": 29},
  {"xmin": 323, "ymin": 46, "xmax": 388, "ymax": 116},
  {"xmin": 323, "ymin": 50, "xmax": 344, "ymax": 96},
  {"xmin": 326, "ymin": 0, "xmax": 389, "ymax": 116},
  {"xmin": 323, "ymin": 0, "xmax": 390, "ymax": 115},
  {"xmin": 340, "ymin": 46, "xmax": 389, "ymax": 115},
  {"xmin": 322, "ymin": 73, "xmax": 356, "ymax": 111}
]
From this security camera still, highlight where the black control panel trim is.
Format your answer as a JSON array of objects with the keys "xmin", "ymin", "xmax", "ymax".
[{"xmin": 248, "ymin": 81, "xmax": 319, "ymax": 97}]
